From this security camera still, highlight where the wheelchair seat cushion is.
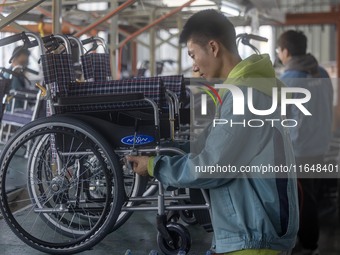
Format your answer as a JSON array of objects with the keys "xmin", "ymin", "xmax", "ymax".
[{"xmin": 54, "ymin": 77, "xmax": 165, "ymax": 114}]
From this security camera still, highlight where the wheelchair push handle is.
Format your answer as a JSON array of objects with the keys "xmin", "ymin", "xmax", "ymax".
[
  {"xmin": 42, "ymin": 34, "xmax": 72, "ymax": 54},
  {"xmin": 236, "ymin": 33, "xmax": 268, "ymax": 42},
  {"xmin": 42, "ymin": 34, "xmax": 58, "ymax": 48},
  {"xmin": 81, "ymin": 36, "xmax": 109, "ymax": 54},
  {"xmin": 3, "ymin": 32, "xmax": 44, "ymax": 66},
  {"xmin": 0, "ymin": 32, "xmax": 28, "ymax": 47},
  {"xmin": 42, "ymin": 34, "xmax": 54, "ymax": 44},
  {"xmin": 94, "ymin": 36, "xmax": 109, "ymax": 54},
  {"xmin": 236, "ymin": 33, "xmax": 268, "ymax": 55},
  {"xmin": 67, "ymin": 35, "xmax": 85, "ymax": 59},
  {"xmin": 42, "ymin": 35, "xmax": 62, "ymax": 53},
  {"xmin": 81, "ymin": 37, "xmax": 94, "ymax": 46},
  {"xmin": 28, "ymin": 39, "xmax": 38, "ymax": 48}
]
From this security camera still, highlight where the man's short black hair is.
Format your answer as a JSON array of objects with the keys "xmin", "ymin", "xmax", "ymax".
[
  {"xmin": 277, "ymin": 30, "xmax": 307, "ymax": 56},
  {"xmin": 12, "ymin": 46, "xmax": 30, "ymax": 59},
  {"xmin": 179, "ymin": 9, "xmax": 238, "ymax": 53}
]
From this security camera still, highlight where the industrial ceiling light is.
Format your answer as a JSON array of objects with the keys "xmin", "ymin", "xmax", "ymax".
[
  {"xmin": 220, "ymin": 1, "xmax": 242, "ymax": 16},
  {"xmin": 162, "ymin": 0, "xmax": 215, "ymax": 7},
  {"xmin": 77, "ymin": 2, "xmax": 108, "ymax": 11}
]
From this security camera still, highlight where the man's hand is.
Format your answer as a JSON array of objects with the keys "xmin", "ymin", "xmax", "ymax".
[{"xmin": 126, "ymin": 155, "xmax": 150, "ymax": 176}]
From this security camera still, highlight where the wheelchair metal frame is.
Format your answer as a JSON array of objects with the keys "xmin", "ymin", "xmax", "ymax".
[
  {"xmin": 51, "ymin": 35, "xmax": 211, "ymax": 212},
  {"xmin": 0, "ymin": 32, "xmax": 212, "ymax": 255}
]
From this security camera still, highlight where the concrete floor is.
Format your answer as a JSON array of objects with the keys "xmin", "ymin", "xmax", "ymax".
[
  {"xmin": 0, "ymin": 210, "xmax": 213, "ymax": 255},
  {"xmin": 0, "ymin": 145, "xmax": 339, "ymax": 255},
  {"xmin": 1, "ymin": 206, "xmax": 340, "ymax": 255}
]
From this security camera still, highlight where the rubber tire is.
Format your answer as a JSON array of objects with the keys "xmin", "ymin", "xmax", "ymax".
[
  {"xmin": 0, "ymin": 115, "xmax": 125, "ymax": 255},
  {"xmin": 179, "ymin": 209, "xmax": 198, "ymax": 225},
  {"xmin": 26, "ymin": 133, "xmax": 110, "ymax": 238},
  {"xmin": 66, "ymin": 113, "xmax": 151, "ymax": 232},
  {"xmin": 111, "ymin": 173, "xmax": 148, "ymax": 231},
  {"xmin": 157, "ymin": 223, "xmax": 191, "ymax": 255}
]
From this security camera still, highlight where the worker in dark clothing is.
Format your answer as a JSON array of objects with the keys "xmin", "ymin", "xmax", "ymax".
[{"xmin": 277, "ymin": 30, "xmax": 333, "ymax": 255}]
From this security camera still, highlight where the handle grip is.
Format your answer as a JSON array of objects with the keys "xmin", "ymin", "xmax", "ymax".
[
  {"xmin": 236, "ymin": 33, "xmax": 268, "ymax": 42},
  {"xmin": 28, "ymin": 39, "xmax": 39, "ymax": 48},
  {"xmin": 0, "ymin": 32, "xmax": 27, "ymax": 47},
  {"xmin": 81, "ymin": 37, "xmax": 95, "ymax": 45},
  {"xmin": 42, "ymin": 34, "xmax": 56, "ymax": 44},
  {"xmin": 246, "ymin": 34, "xmax": 268, "ymax": 42}
]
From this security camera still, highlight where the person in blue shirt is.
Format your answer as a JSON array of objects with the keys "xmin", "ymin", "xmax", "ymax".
[
  {"xmin": 128, "ymin": 10, "xmax": 299, "ymax": 255},
  {"xmin": 277, "ymin": 30, "xmax": 333, "ymax": 255}
]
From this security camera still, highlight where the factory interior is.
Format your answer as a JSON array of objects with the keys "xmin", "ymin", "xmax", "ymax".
[{"xmin": 1, "ymin": 1, "xmax": 340, "ymax": 255}]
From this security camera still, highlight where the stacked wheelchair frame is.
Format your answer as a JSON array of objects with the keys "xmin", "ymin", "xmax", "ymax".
[{"xmin": 0, "ymin": 32, "xmax": 211, "ymax": 255}]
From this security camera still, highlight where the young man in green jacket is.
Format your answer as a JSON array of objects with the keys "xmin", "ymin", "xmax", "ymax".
[{"xmin": 128, "ymin": 10, "xmax": 298, "ymax": 255}]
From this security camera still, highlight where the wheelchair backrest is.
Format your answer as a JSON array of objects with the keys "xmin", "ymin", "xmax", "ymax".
[
  {"xmin": 81, "ymin": 53, "xmax": 112, "ymax": 82},
  {"xmin": 41, "ymin": 53, "xmax": 76, "ymax": 97},
  {"xmin": 161, "ymin": 75, "xmax": 186, "ymax": 104}
]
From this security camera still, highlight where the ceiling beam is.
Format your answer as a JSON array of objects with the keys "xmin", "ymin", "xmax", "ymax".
[
  {"xmin": 0, "ymin": 13, "xmax": 31, "ymax": 32},
  {"xmin": 156, "ymin": 29, "xmax": 179, "ymax": 48},
  {"xmin": 117, "ymin": 0, "xmax": 197, "ymax": 77},
  {"xmin": 0, "ymin": 0, "xmax": 47, "ymax": 29},
  {"xmin": 0, "ymin": 23, "xmax": 72, "ymax": 34},
  {"xmin": 75, "ymin": 0, "xmax": 137, "ymax": 37},
  {"xmin": 283, "ymin": 11, "xmax": 340, "ymax": 25},
  {"xmin": 40, "ymin": 0, "xmax": 112, "ymax": 5},
  {"xmin": 36, "ymin": 6, "xmax": 96, "ymax": 35}
]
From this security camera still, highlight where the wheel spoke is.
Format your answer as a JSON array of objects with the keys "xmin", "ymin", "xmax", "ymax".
[{"xmin": 0, "ymin": 121, "xmax": 123, "ymax": 254}]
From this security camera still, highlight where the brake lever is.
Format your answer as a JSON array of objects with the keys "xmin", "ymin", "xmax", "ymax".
[{"xmin": 85, "ymin": 41, "xmax": 99, "ymax": 55}]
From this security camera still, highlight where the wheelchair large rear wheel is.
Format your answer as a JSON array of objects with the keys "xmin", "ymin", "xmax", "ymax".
[{"xmin": 0, "ymin": 116, "xmax": 124, "ymax": 254}]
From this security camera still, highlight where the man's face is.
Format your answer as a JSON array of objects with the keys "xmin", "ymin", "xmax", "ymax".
[
  {"xmin": 187, "ymin": 39, "xmax": 220, "ymax": 80},
  {"xmin": 276, "ymin": 46, "xmax": 289, "ymax": 65},
  {"xmin": 13, "ymin": 53, "xmax": 29, "ymax": 67}
]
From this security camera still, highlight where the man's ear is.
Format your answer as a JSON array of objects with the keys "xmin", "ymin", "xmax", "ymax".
[
  {"xmin": 208, "ymin": 40, "xmax": 220, "ymax": 57},
  {"xmin": 282, "ymin": 48, "xmax": 289, "ymax": 58}
]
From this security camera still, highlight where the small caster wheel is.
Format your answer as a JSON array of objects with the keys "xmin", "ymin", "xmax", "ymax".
[
  {"xmin": 167, "ymin": 211, "xmax": 180, "ymax": 223},
  {"xmin": 157, "ymin": 223, "xmax": 191, "ymax": 255},
  {"xmin": 179, "ymin": 209, "xmax": 198, "ymax": 225}
]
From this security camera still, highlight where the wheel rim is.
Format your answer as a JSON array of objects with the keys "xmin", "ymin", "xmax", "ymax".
[
  {"xmin": 28, "ymin": 134, "xmax": 107, "ymax": 236},
  {"xmin": 0, "ymin": 124, "xmax": 114, "ymax": 250},
  {"xmin": 158, "ymin": 223, "xmax": 191, "ymax": 254}
]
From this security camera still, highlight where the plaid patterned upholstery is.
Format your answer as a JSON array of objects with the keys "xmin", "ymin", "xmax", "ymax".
[
  {"xmin": 41, "ymin": 53, "xmax": 173, "ymax": 114},
  {"xmin": 160, "ymin": 75, "xmax": 186, "ymax": 102},
  {"xmin": 55, "ymin": 77, "xmax": 165, "ymax": 114},
  {"xmin": 41, "ymin": 54, "xmax": 56, "ymax": 85},
  {"xmin": 0, "ymin": 79, "xmax": 11, "ymax": 121},
  {"xmin": 0, "ymin": 79, "xmax": 10, "ymax": 95},
  {"xmin": 41, "ymin": 53, "xmax": 76, "ymax": 97},
  {"xmin": 81, "ymin": 53, "xmax": 112, "ymax": 82},
  {"xmin": 184, "ymin": 77, "xmax": 191, "ymax": 86}
]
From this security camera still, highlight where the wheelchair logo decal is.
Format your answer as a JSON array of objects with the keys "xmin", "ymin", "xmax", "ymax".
[{"xmin": 121, "ymin": 135, "xmax": 155, "ymax": 145}]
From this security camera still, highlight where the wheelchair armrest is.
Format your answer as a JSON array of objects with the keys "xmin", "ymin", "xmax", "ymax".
[
  {"xmin": 9, "ymin": 94, "xmax": 37, "ymax": 101},
  {"xmin": 11, "ymin": 88, "xmax": 38, "ymax": 94},
  {"xmin": 56, "ymin": 93, "xmax": 145, "ymax": 106},
  {"xmin": 9, "ymin": 89, "xmax": 38, "ymax": 99}
]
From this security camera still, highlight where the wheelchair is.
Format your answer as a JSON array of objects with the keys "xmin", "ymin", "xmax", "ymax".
[{"xmin": 0, "ymin": 32, "xmax": 211, "ymax": 255}]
